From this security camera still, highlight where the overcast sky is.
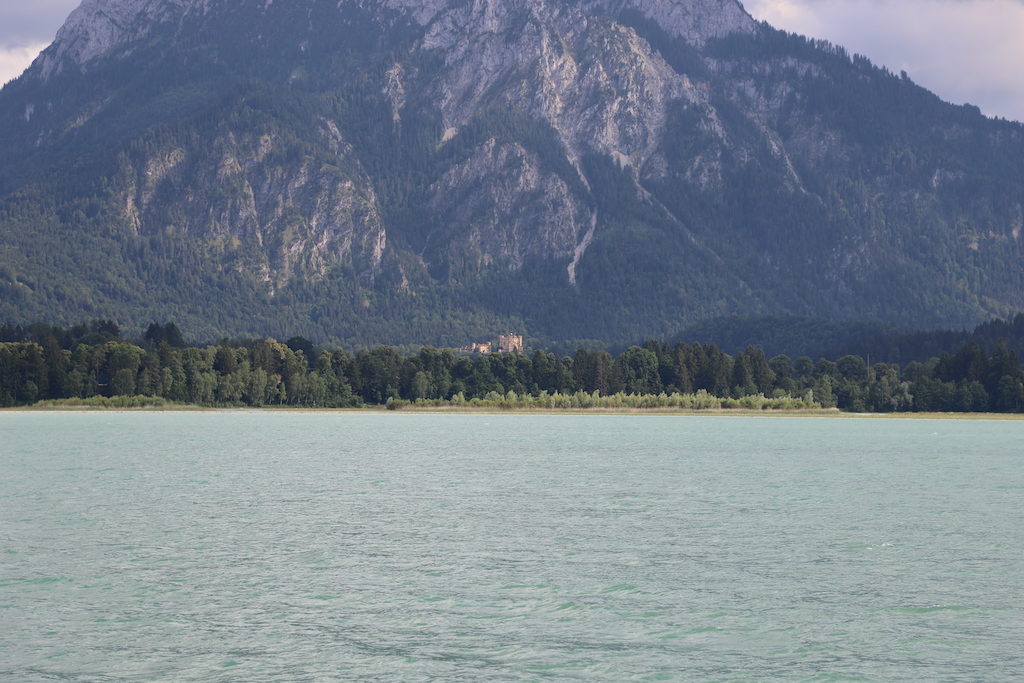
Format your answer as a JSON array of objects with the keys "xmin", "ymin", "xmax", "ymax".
[
  {"xmin": 743, "ymin": 0, "xmax": 1024, "ymax": 122},
  {"xmin": 1, "ymin": 0, "xmax": 1022, "ymax": 121}
]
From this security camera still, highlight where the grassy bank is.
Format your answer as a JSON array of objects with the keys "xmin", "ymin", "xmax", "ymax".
[
  {"xmin": 25, "ymin": 396, "xmax": 197, "ymax": 410},
  {"xmin": 383, "ymin": 390, "xmax": 820, "ymax": 412},
  {"xmin": 7, "ymin": 395, "xmax": 1022, "ymax": 418}
]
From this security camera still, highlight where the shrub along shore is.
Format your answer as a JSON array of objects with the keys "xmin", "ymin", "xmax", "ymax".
[
  {"xmin": 2, "ymin": 320, "xmax": 1023, "ymax": 413},
  {"xmin": 21, "ymin": 392, "xmax": 821, "ymax": 412}
]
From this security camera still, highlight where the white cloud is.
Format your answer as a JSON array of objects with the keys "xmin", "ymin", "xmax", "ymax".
[
  {"xmin": 0, "ymin": 43, "xmax": 47, "ymax": 88},
  {"xmin": 743, "ymin": 0, "xmax": 1024, "ymax": 122},
  {"xmin": 0, "ymin": 1, "xmax": 81, "ymax": 47}
]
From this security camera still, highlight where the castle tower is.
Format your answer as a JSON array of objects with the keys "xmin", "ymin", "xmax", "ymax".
[{"xmin": 498, "ymin": 334, "xmax": 524, "ymax": 354}]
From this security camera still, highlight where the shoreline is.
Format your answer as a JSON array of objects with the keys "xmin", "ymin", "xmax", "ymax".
[{"xmin": 2, "ymin": 405, "xmax": 1022, "ymax": 419}]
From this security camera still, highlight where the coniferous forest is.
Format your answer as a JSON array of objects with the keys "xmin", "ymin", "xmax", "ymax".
[{"xmin": 2, "ymin": 318, "xmax": 1023, "ymax": 413}]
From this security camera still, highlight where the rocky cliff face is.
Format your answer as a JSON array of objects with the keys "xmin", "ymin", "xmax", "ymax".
[
  {"xmin": 1, "ymin": 0, "xmax": 1022, "ymax": 343},
  {"xmin": 428, "ymin": 137, "xmax": 590, "ymax": 276},
  {"xmin": 117, "ymin": 117, "xmax": 386, "ymax": 289},
  {"xmin": 39, "ymin": 0, "xmax": 191, "ymax": 78},
  {"xmin": 21, "ymin": 0, "xmax": 755, "ymax": 285}
]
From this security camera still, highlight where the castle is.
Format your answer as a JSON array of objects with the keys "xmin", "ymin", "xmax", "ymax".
[
  {"xmin": 498, "ymin": 334, "xmax": 524, "ymax": 354},
  {"xmin": 459, "ymin": 334, "xmax": 524, "ymax": 355}
]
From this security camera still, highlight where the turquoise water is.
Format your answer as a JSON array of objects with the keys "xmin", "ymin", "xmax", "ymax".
[{"xmin": 1, "ymin": 413, "xmax": 1022, "ymax": 681}]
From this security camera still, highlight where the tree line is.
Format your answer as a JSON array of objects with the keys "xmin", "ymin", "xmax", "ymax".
[{"xmin": 1, "ymin": 320, "xmax": 1023, "ymax": 412}]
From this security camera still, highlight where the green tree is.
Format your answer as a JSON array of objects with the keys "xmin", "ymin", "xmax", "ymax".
[{"xmin": 616, "ymin": 346, "xmax": 662, "ymax": 395}]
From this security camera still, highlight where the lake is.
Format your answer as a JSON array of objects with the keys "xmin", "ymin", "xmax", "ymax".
[{"xmin": 1, "ymin": 413, "xmax": 1022, "ymax": 680}]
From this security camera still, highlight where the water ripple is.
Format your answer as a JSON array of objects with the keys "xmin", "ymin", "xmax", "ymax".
[{"xmin": 1, "ymin": 413, "xmax": 1022, "ymax": 680}]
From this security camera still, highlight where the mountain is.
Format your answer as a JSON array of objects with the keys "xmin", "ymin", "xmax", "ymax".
[{"xmin": 1, "ymin": 0, "xmax": 1022, "ymax": 346}]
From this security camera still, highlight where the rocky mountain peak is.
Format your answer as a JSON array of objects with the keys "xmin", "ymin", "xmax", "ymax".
[
  {"xmin": 581, "ymin": 0, "xmax": 755, "ymax": 44},
  {"xmin": 38, "ymin": 0, "xmax": 193, "ymax": 78},
  {"xmin": 37, "ymin": 0, "xmax": 754, "ymax": 79}
]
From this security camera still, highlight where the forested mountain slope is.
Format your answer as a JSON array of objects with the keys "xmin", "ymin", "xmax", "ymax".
[{"xmin": 1, "ymin": 0, "xmax": 1021, "ymax": 345}]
